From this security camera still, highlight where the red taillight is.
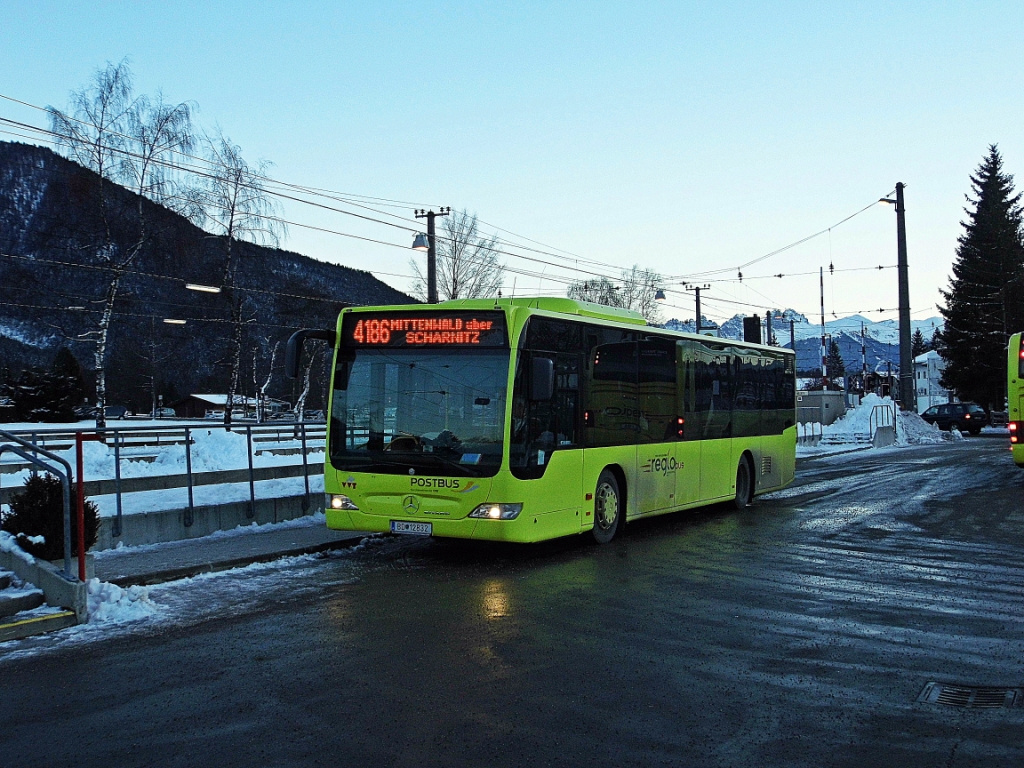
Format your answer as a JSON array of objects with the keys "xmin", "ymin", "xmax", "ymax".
[{"xmin": 1011, "ymin": 422, "xmax": 1020, "ymax": 444}]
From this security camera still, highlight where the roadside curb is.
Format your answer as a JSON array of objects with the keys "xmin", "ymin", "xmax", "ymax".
[
  {"xmin": 0, "ymin": 610, "xmax": 78, "ymax": 643},
  {"xmin": 0, "ymin": 548, "xmax": 88, "ymax": 622},
  {"xmin": 104, "ymin": 531, "xmax": 367, "ymax": 587}
]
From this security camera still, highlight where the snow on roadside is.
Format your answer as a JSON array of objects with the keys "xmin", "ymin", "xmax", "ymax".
[
  {"xmin": 0, "ymin": 530, "xmax": 36, "ymax": 565},
  {"xmin": 86, "ymin": 579, "xmax": 162, "ymax": 624},
  {"xmin": 797, "ymin": 394, "xmax": 947, "ymax": 457}
]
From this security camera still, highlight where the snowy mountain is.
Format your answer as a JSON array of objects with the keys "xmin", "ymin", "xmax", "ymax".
[
  {"xmin": 662, "ymin": 309, "xmax": 943, "ymax": 374},
  {"xmin": 0, "ymin": 141, "xmax": 414, "ymax": 413}
]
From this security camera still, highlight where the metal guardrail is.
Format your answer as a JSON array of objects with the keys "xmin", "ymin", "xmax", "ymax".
[
  {"xmin": 869, "ymin": 404, "xmax": 895, "ymax": 439},
  {"xmin": 797, "ymin": 407, "xmax": 823, "ymax": 444},
  {"xmin": 0, "ymin": 430, "xmax": 76, "ymax": 579},
  {"xmin": 0, "ymin": 421, "xmax": 326, "ymax": 458},
  {"xmin": 0, "ymin": 422, "xmax": 325, "ymax": 546}
]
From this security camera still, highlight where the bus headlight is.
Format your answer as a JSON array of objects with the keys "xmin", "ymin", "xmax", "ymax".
[
  {"xmin": 469, "ymin": 503, "xmax": 523, "ymax": 520},
  {"xmin": 328, "ymin": 494, "xmax": 359, "ymax": 511}
]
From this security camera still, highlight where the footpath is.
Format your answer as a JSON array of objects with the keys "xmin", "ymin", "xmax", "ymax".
[
  {"xmin": 1, "ymin": 516, "xmax": 365, "ymax": 643},
  {"xmin": 93, "ymin": 517, "xmax": 366, "ymax": 586}
]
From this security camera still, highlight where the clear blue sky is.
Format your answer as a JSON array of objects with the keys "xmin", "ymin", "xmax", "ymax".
[{"xmin": 4, "ymin": 1, "xmax": 1023, "ymax": 328}]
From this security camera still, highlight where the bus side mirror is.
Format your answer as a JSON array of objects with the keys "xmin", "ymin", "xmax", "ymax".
[
  {"xmin": 530, "ymin": 357, "xmax": 554, "ymax": 401},
  {"xmin": 285, "ymin": 329, "xmax": 336, "ymax": 379}
]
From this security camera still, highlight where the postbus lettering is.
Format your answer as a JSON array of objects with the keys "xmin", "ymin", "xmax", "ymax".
[{"xmin": 410, "ymin": 477, "xmax": 461, "ymax": 489}]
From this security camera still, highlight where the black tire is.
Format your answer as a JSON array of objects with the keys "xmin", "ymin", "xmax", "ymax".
[
  {"xmin": 733, "ymin": 457, "xmax": 752, "ymax": 510},
  {"xmin": 969, "ymin": 427, "xmax": 981, "ymax": 436},
  {"xmin": 592, "ymin": 469, "xmax": 622, "ymax": 544}
]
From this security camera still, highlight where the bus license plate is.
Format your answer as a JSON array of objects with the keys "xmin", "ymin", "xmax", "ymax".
[{"xmin": 391, "ymin": 520, "xmax": 432, "ymax": 536}]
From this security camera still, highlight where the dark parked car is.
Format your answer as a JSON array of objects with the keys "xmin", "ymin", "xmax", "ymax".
[{"xmin": 919, "ymin": 402, "xmax": 988, "ymax": 435}]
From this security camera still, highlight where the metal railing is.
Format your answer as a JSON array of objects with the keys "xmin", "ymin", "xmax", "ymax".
[
  {"xmin": 0, "ymin": 430, "xmax": 76, "ymax": 579},
  {"xmin": 0, "ymin": 422, "xmax": 325, "ymax": 543},
  {"xmin": 869, "ymin": 404, "xmax": 896, "ymax": 439}
]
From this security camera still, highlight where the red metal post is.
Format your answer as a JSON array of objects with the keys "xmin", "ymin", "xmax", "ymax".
[
  {"xmin": 75, "ymin": 432, "xmax": 86, "ymax": 581},
  {"xmin": 74, "ymin": 431, "xmax": 103, "ymax": 582}
]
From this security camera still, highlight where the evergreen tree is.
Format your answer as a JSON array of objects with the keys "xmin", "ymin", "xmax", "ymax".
[
  {"xmin": 1, "ymin": 473, "xmax": 99, "ymax": 560},
  {"xmin": 5, "ymin": 367, "xmax": 79, "ymax": 422},
  {"xmin": 51, "ymin": 347, "xmax": 86, "ymax": 411},
  {"xmin": 826, "ymin": 339, "xmax": 846, "ymax": 388},
  {"xmin": 911, "ymin": 328, "xmax": 928, "ymax": 357},
  {"xmin": 938, "ymin": 145, "xmax": 1024, "ymax": 409}
]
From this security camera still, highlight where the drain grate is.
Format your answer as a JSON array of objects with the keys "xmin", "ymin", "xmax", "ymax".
[{"xmin": 918, "ymin": 682, "xmax": 1023, "ymax": 708}]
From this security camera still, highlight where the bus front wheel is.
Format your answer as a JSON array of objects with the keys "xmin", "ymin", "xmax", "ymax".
[
  {"xmin": 733, "ymin": 457, "xmax": 753, "ymax": 510},
  {"xmin": 592, "ymin": 469, "xmax": 622, "ymax": 544}
]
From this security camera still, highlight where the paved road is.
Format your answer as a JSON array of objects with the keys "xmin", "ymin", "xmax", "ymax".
[{"xmin": 2, "ymin": 439, "xmax": 1023, "ymax": 767}]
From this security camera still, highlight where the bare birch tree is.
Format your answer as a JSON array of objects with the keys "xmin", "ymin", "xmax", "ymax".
[
  {"xmin": 48, "ymin": 60, "xmax": 194, "ymax": 427},
  {"xmin": 294, "ymin": 344, "xmax": 323, "ymax": 423},
  {"xmin": 567, "ymin": 264, "xmax": 663, "ymax": 324},
  {"xmin": 193, "ymin": 130, "xmax": 283, "ymax": 427},
  {"xmin": 409, "ymin": 210, "xmax": 504, "ymax": 300},
  {"xmin": 253, "ymin": 340, "xmax": 280, "ymax": 423}
]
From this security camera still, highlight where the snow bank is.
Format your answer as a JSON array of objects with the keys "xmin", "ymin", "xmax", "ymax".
[
  {"xmin": 0, "ymin": 530, "xmax": 36, "ymax": 565},
  {"xmin": 798, "ymin": 394, "xmax": 946, "ymax": 456},
  {"xmin": 85, "ymin": 578, "xmax": 161, "ymax": 624}
]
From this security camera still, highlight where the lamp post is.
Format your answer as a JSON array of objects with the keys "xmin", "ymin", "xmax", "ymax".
[
  {"xmin": 880, "ymin": 183, "xmax": 914, "ymax": 412},
  {"xmin": 413, "ymin": 207, "xmax": 451, "ymax": 304}
]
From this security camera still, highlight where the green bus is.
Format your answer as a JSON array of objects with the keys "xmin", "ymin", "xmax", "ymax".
[
  {"xmin": 287, "ymin": 297, "xmax": 796, "ymax": 544},
  {"xmin": 1009, "ymin": 332, "xmax": 1024, "ymax": 467}
]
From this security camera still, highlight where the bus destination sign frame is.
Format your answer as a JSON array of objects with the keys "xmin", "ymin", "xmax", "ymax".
[{"xmin": 342, "ymin": 311, "xmax": 508, "ymax": 348}]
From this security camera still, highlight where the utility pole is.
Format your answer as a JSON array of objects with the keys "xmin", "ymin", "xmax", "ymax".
[
  {"xmin": 861, "ymin": 321, "xmax": 867, "ymax": 398},
  {"xmin": 766, "ymin": 310, "xmax": 774, "ymax": 345},
  {"xmin": 820, "ymin": 267, "xmax": 828, "ymax": 390},
  {"xmin": 880, "ymin": 183, "xmax": 914, "ymax": 412},
  {"xmin": 413, "ymin": 207, "xmax": 451, "ymax": 304},
  {"xmin": 685, "ymin": 284, "xmax": 710, "ymax": 333}
]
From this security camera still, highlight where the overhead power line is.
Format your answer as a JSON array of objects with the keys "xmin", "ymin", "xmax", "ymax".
[{"xmin": 0, "ymin": 92, "xmax": 913, "ymax": 324}]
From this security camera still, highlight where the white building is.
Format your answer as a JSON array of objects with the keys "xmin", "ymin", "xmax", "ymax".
[{"xmin": 914, "ymin": 350, "xmax": 950, "ymax": 412}]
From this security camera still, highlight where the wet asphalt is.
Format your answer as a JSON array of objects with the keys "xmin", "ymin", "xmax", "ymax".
[{"xmin": 2, "ymin": 437, "xmax": 1023, "ymax": 767}]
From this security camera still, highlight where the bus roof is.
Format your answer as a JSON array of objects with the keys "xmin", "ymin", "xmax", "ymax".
[
  {"xmin": 445, "ymin": 297, "xmax": 649, "ymax": 325},
  {"xmin": 340, "ymin": 297, "xmax": 792, "ymax": 355},
  {"xmin": 348, "ymin": 297, "xmax": 649, "ymax": 326}
]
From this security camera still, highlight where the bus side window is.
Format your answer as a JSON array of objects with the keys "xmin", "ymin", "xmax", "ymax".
[
  {"xmin": 638, "ymin": 337, "xmax": 677, "ymax": 443},
  {"xmin": 584, "ymin": 331, "xmax": 638, "ymax": 447}
]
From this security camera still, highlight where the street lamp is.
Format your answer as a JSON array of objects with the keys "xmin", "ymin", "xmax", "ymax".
[
  {"xmin": 879, "ymin": 183, "xmax": 914, "ymax": 412},
  {"xmin": 185, "ymin": 282, "xmax": 221, "ymax": 294},
  {"xmin": 412, "ymin": 207, "xmax": 451, "ymax": 304}
]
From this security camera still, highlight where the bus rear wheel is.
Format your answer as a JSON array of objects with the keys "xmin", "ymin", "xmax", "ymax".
[
  {"xmin": 733, "ymin": 457, "xmax": 752, "ymax": 510},
  {"xmin": 592, "ymin": 469, "xmax": 622, "ymax": 544}
]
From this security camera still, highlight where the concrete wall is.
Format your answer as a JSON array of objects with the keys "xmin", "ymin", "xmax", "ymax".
[
  {"xmin": 96, "ymin": 494, "xmax": 324, "ymax": 550},
  {"xmin": 796, "ymin": 390, "xmax": 847, "ymax": 426}
]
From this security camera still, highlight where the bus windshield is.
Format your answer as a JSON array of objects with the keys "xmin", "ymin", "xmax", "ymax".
[{"xmin": 329, "ymin": 347, "xmax": 509, "ymax": 477}]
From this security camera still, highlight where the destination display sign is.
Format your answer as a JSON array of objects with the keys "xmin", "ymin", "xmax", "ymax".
[{"xmin": 342, "ymin": 311, "xmax": 508, "ymax": 348}]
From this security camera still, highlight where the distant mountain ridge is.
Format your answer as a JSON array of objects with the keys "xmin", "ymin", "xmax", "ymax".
[
  {"xmin": 0, "ymin": 140, "xmax": 413, "ymax": 412},
  {"xmin": 663, "ymin": 310, "xmax": 943, "ymax": 374}
]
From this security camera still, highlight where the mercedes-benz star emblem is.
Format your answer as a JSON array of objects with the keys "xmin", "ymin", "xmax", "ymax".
[{"xmin": 402, "ymin": 495, "xmax": 420, "ymax": 514}]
